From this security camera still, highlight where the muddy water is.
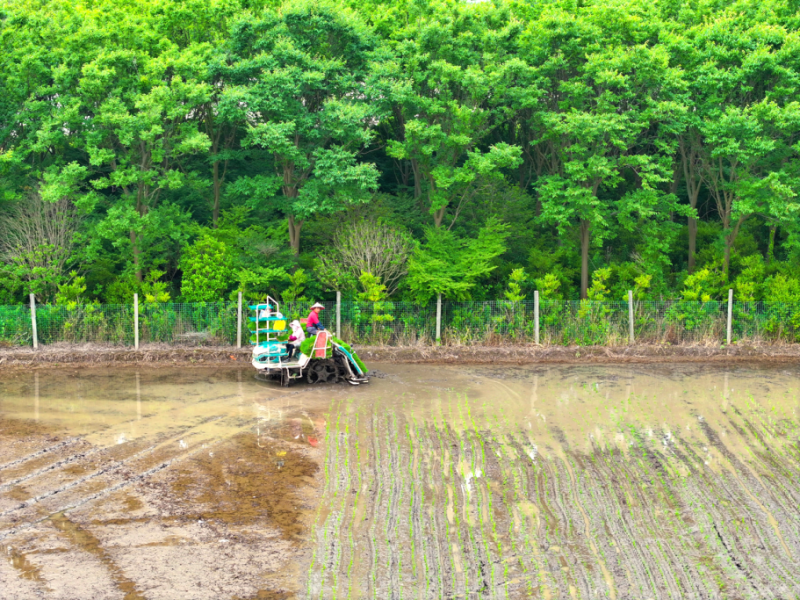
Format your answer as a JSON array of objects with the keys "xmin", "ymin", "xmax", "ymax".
[{"xmin": 1, "ymin": 365, "xmax": 800, "ymax": 599}]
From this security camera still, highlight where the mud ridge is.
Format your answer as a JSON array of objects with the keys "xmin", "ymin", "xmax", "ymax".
[{"xmin": 6, "ymin": 342, "xmax": 800, "ymax": 369}]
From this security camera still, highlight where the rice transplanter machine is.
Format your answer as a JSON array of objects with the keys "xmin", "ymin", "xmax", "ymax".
[{"xmin": 250, "ymin": 296, "xmax": 368, "ymax": 386}]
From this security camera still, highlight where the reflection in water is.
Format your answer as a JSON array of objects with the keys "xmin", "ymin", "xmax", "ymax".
[{"xmin": 0, "ymin": 364, "xmax": 799, "ymax": 599}]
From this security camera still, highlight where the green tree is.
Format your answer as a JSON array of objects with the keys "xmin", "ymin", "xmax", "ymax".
[
  {"xmin": 405, "ymin": 217, "xmax": 509, "ymax": 302},
  {"xmin": 675, "ymin": 12, "xmax": 800, "ymax": 277},
  {"xmin": 225, "ymin": 3, "xmax": 380, "ymax": 254},
  {"xmin": 180, "ymin": 233, "xmax": 235, "ymax": 301},
  {"xmin": 526, "ymin": 7, "xmax": 685, "ymax": 297},
  {"xmin": 379, "ymin": 0, "xmax": 522, "ymax": 227}
]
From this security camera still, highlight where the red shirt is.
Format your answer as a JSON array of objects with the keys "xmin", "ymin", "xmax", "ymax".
[{"xmin": 307, "ymin": 310, "xmax": 320, "ymax": 328}]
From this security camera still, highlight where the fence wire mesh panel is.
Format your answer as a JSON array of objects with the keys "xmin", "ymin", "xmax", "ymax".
[
  {"xmin": 0, "ymin": 304, "xmax": 135, "ymax": 346},
  {"xmin": 731, "ymin": 302, "xmax": 800, "ymax": 342},
  {"xmin": 0, "ymin": 305, "xmax": 33, "ymax": 346},
  {"xmin": 5, "ymin": 299, "xmax": 800, "ymax": 347},
  {"xmin": 244, "ymin": 300, "xmax": 437, "ymax": 345},
  {"xmin": 630, "ymin": 301, "xmax": 726, "ymax": 344},
  {"xmin": 139, "ymin": 303, "xmax": 241, "ymax": 345},
  {"xmin": 37, "ymin": 304, "xmax": 135, "ymax": 345}
]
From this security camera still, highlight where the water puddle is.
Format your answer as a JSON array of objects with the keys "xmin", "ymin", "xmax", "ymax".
[
  {"xmin": 1, "ymin": 364, "xmax": 799, "ymax": 598},
  {"xmin": 6, "ymin": 545, "xmax": 49, "ymax": 588}
]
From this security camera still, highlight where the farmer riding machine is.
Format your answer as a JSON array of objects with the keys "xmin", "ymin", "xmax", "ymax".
[{"xmin": 249, "ymin": 296, "xmax": 369, "ymax": 386}]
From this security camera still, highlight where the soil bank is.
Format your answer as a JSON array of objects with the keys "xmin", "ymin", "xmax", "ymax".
[{"xmin": 4, "ymin": 342, "xmax": 800, "ymax": 370}]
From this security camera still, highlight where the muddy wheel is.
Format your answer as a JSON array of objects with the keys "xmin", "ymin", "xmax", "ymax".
[
  {"xmin": 280, "ymin": 369, "xmax": 292, "ymax": 387},
  {"xmin": 306, "ymin": 360, "xmax": 339, "ymax": 384}
]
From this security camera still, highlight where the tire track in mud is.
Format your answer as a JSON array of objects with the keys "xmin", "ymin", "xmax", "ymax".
[
  {"xmin": 0, "ymin": 414, "xmax": 226, "ymax": 495},
  {"xmin": 0, "ymin": 437, "xmax": 84, "ymax": 472},
  {"xmin": 0, "ymin": 382, "xmax": 307, "ymax": 508},
  {"xmin": 0, "ymin": 413, "xmax": 268, "ymax": 544},
  {"xmin": 0, "ymin": 442, "xmax": 101, "ymax": 492},
  {"xmin": 303, "ymin": 395, "xmax": 800, "ymax": 599},
  {"xmin": 0, "ymin": 415, "xmax": 228, "ymax": 520},
  {"xmin": 0, "ymin": 385, "xmax": 269, "ymax": 492}
]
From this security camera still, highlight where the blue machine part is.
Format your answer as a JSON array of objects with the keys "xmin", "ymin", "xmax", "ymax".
[
  {"xmin": 254, "ymin": 341, "xmax": 288, "ymax": 364},
  {"xmin": 334, "ymin": 345, "xmax": 363, "ymax": 376}
]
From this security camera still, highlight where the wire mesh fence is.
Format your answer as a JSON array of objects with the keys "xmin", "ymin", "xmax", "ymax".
[{"xmin": 3, "ymin": 299, "xmax": 800, "ymax": 348}]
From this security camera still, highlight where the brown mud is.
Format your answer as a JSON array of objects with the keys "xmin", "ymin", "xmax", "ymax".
[
  {"xmin": 5, "ymin": 341, "xmax": 800, "ymax": 370},
  {"xmin": 0, "ymin": 368, "xmax": 339, "ymax": 599},
  {"xmin": 1, "ymin": 364, "xmax": 800, "ymax": 598}
]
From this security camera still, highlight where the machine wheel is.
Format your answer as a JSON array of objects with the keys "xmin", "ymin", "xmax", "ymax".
[{"xmin": 306, "ymin": 360, "xmax": 340, "ymax": 384}]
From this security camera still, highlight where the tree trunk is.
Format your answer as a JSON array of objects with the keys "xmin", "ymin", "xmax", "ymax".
[
  {"xmin": 411, "ymin": 159, "xmax": 422, "ymax": 200},
  {"xmin": 722, "ymin": 215, "xmax": 746, "ymax": 278},
  {"xmin": 723, "ymin": 234, "xmax": 732, "ymax": 278},
  {"xmin": 288, "ymin": 215, "xmax": 303, "ymax": 255},
  {"xmin": 131, "ymin": 230, "xmax": 142, "ymax": 283},
  {"xmin": 580, "ymin": 219, "xmax": 590, "ymax": 299},
  {"xmin": 282, "ymin": 164, "xmax": 302, "ymax": 254},
  {"xmin": 212, "ymin": 160, "xmax": 221, "ymax": 228},
  {"xmin": 679, "ymin": 135, "xmax": 702, "ymax": 274},
  {"xmin": 433, "ymin": 206, "xmax": 446, "ymax": 228},
  {"xmin": 767, "ymin": 225, "xmax": 777, "ymax": 264}
]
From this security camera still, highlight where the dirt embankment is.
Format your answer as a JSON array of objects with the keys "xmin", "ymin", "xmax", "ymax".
[{"xmin": 4, "ymin": 341, "xmax": 800, "ymax": 370}]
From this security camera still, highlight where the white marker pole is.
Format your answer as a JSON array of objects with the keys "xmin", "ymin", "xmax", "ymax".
[
  {"xmin": 628, "ymin": 290, "xmax": 634, "ymax": 345},
  {"xmin": 534, "ymin": 290, "xmax": 540, "ymax": 345},
  {"xmin": 134, "ymin": 293, "xmax": 139, "ymax": 350},
  {"xmin": 237, "ymin": 291, "xmax": 243, "ymax": 349},
  {"xmin": 29, "ymin": 293, "xmax": 38, "ymax": 349},
  {"xmin": 336, "ymin": 291, "xmax": 341, "ymax": 338},
  {"xmin": 435, "ymin": 294, "xmax": 442, "ymax": 344},
  {"xmin": 727, "ymin": 288, "xmax": 733, "ymax": 345}
]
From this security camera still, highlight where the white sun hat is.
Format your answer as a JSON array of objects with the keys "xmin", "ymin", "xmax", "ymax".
[{"xmin": 310, "ymin": 302, "xmax": 325, "ymax": 309}]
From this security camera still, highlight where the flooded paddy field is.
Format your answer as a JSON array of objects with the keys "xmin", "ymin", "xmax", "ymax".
[{"xmin": 1, "ymin": 364, "xmax": 799, "ymax": 599}]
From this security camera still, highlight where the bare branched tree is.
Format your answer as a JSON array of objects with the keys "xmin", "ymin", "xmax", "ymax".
[
  {"xmin": 0, "ymin": 194, "xmax": 81, "ymax": 301},
  {"xmin": 318, "ymin": 221, "xmax": 414, "ymax": 295}
]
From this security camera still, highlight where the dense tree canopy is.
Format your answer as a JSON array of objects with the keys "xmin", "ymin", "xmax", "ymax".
[{"xmin": 2, "ymin": 0, "xmax": 800, "ymax": 304}]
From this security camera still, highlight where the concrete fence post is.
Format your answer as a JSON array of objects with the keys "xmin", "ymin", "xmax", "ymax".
[
  {"xmin": 435, "ymin": 294, "xmax": 442, "ymax": 344},
  {"xmin": 534, "ymin": 290, "xmax": 540, "ymax": 345},
  {"xmin": 336, "ymin": 291, "xmax": 341, "ymax": 338},
  {"xmin": 134, "ymin": 293, "xmax": 139, "ymax": 350},
  {"xmin": 29, "ymin": 293, "xmax": 38, "ymax": 350},
  {"xmin": 237, "ymin": 291, "xmax": 243, "ymax": 349},
  {"xmin": 727, "ymin": 288, "xmax": 733, "ymax": 345},
  {"xmin": 628, "ymin": 290, "xmax": 635, "ymax": 345}
]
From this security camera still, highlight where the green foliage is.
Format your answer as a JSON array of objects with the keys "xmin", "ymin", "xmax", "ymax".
[
  {"xmin": 682, "ymin": 264, "xmax": 727, "ymax": 302},
  {"xmin": 765, "ymin": 274, "xmax": 800, "ymax": 303},
  {"xmin": 586, "ymin": 268, "xmax": 612, "ymax": 303},
  {"xmin": 734, "ymin": 255, "xmax": 767, "ymax": 302},
  {"xmin": 0, "ymin": 270, "xmax": 22, "ymax": 305},
  {"xmin": 535, "ymin": 274, "xmax": 563, "ymax": 301},
  {"xmin": 234, "ymin": 266, "xmax": 289, "ymax": 302},
  {"xmin": 405, "ymin": 217, "xmax": 509, "ymax": 302},
  {"xmin": 632, "ymin": 275, "xmax": 653, "ymax": 301},
  {"xmin": 55, "ymin": 273, "xmax": 88, "ymax": 307},
  {"xmin": 2, "ymin": 0, "xmax": 800, "ymax": 307},
  {"xmin": 141, "ymin": 270, "xmax": 172, "ymax": 304},
  {"xmin": 180, "ymin": 234, "xmax": 234, "ymax": 302},
  {"xmin": 504, "ymin": 269, "xmax": 527, "ymax": 303},
  {"xmin": 357, "ymin": 271, "xmax": 394, "ymax": 327},
  {"xmin": 357, "ymin": 272, "xmax": 387, "ymax": 303},
  {"xmin": 282, "ymin": 269, "xmax": 309, "ymax": 303}
]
